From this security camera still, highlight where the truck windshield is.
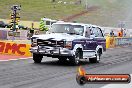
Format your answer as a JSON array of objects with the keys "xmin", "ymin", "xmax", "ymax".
[{"xmin": 50, "ymin": 24, "xmax": 84, "ymax": 36}]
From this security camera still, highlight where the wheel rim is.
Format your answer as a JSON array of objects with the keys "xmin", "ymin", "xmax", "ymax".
[
  {"xmin": 96, "ymin": 53, "xmax": 100, "ymax": 61},
  {"xmin": 75, "ymin": 52, "xmax": 80, "ymax": 64},
  {"xmin": 75, "ymin": 56, "xmax": 79, "ymax": 64}
]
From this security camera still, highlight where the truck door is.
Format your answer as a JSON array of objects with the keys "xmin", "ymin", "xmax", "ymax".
[
  {"xmin": 91, "ymin": 27, "xmax": 106, "ymax": 50},
  {"xmin": 84, "ymin": 27, "xmax": 97, "ymax": 50}
]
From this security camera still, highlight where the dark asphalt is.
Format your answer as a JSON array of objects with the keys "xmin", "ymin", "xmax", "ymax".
[{"xmin": 0, "ymin": 46, "xmax": 132, "ymax": 88}]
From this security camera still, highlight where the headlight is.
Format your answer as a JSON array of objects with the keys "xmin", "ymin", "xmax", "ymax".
[
  {"xmin": 65, "ymin": 41, "xmax": 72, "ymax": 49},
  {"xmin": 33, "ymin": 38, "xmax": 37, "ymax": 43},
  {"xmin": 31, "ymin": 37, "xmax": 38, "ymax": 47}
]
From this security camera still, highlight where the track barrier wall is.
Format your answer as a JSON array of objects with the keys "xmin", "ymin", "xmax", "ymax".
[
  {"xmin": 115, "ymin": 37, "xmax": 132, "ymax": 46},
  {"xmin": 0, "ymin": 28, "xmax": 42, "ymax": 40},
  {"xmin": 0, "ymin": 37, "xmax": 131, "ymax": 56},
  {"xmin": 106, "ymin": 37, "xmax": 132, "ymax": 48},
  {"xmin": 0, "ymin": 41, "xmax": 31, "ymax": 56},
  {"xmin": 0, "ymin": 29, "xmax": 8, "ymax": 40}
]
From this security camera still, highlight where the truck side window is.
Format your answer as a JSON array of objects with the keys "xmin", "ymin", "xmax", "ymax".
[
  {"xmin": 97, "ymin": 27, "xmax": 103, "ymax": 37},
  {"xmin": 92, "ymin": 27, "xmax": 103, "ymax": 37},
  {"xmin": 85, "ymin": 27, "xmax": 91, "ymax": 37},
  {"xmin": 92, "ymin": 27, "xmax": 98, "ymax": 37}
]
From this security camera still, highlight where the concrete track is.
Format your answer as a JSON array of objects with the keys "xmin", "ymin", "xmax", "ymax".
[{"xmin": 0, "ymin": 46, "xmax": 132, "ymax": 88}]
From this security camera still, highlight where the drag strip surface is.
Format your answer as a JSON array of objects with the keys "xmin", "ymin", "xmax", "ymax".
[{"xmin": 0, "ymin": 46, "xmax": 132, "ymax": 88}]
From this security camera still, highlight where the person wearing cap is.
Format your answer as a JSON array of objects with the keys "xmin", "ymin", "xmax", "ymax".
[
  {"xmin": 118, "ymin": 29, "xmax": 123, "ymax": 37},
  {"xmin": 110, "ymin": 30, "xmax": 114, "ymax": 37}
]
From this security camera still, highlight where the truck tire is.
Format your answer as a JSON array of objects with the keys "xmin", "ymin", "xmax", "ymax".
[
  {"xmin": 69, "ymin": 50, "xmax": 80, "ymax": 65},
  {"xmin": 33, "ymin": 53, "xmax": 43, "ymax": 63},
  {"xmin": 89, "ymin": 52, "xmax": 101, "ymax": 63}
]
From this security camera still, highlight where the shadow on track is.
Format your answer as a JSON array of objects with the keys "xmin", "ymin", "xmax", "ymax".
[{"xmin": 33, "ymin": 60, "xmax": 100, "ymax": 67}]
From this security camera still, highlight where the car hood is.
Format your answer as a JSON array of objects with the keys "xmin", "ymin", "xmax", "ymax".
[{"xmin": 32, "ymin": 33, "xmax": 85, "ymax": 41}]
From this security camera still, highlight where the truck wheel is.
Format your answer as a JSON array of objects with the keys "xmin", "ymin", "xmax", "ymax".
[
  {"xmin": 69, "ymin": 51, "xmax": 80, "ymax": 65},
  {"xmin": 33, "ymin": 53, "xmax": 43, "ymax": 63},
  {"xmin": 89, "ymin": 52, "xmax": 101, "ymax": 63}
]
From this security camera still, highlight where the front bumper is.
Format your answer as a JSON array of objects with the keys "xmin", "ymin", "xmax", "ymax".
[{"xmin": 29, "ymin": 46, "xmax": 74, "ymax": 57}]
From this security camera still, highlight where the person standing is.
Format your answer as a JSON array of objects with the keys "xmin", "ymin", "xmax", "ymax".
[
  {"xmin": 123, "ymin": 29, "xmax": 127, "ymax": 37},
  {"xmin": 110, "ymin": 30, "xmax": 114, "ymax": 37},
  {"xmin": 30, "ymin": 22, "xmax": 34, "ymax": 37},
  {"xmin": 118, "ymin": 29, "xmax": 123, "ymax": 37}
]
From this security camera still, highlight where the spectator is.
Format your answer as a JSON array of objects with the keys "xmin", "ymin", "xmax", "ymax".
[
  {"xmin": 110, "ymin": 30, "xmax": 114, "ymax": 37},
  {"xmin": 118, "ymin": 29, "xmax": 123, "ymax": 37},
  {"xmin": 27, "ymin": 28, "xmax": 34, "ymax": 40},
  {"xmin": 123, "ymin": 29, "xmax": 127, "ymax": 37},
  {"xmin": 30, "ymin": 28, "xmax": 34, "ymax": 36}
]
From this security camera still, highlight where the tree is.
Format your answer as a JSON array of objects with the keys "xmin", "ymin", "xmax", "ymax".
[{"xmin": 39, "ymin": 19, "xmax": 48, "ymax": 31}]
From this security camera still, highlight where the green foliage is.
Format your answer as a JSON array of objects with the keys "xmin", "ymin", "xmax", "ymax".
[
  {"xmin": 0, "ymin": 0, "xmax": 83, "ymax": 21},
  {"xmin": 0, "ymin": 0, "xmax": 131, "ymax": 28},
  {"xmin": 39, "ymin": 20, "xmax": 48, "ymax": 31}
]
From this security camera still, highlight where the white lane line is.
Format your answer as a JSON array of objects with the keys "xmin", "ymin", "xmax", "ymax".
[{"xmin": 0, "ymin": 57, "xmax": 32, "ymax": 62}]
